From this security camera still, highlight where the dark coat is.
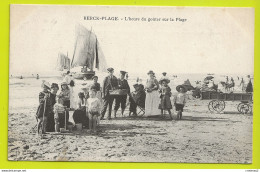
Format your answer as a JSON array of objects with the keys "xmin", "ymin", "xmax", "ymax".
[
  {"xmin": 102, "ymin": 75, "xmax": 118, "ymax": 98},
  {"xmin": 118, "ymin": 79, "xmax": 130, "ymax": 93},
  {"xmin": 36, "ymin": 91, "xmax": 52, "ymax": 118}
]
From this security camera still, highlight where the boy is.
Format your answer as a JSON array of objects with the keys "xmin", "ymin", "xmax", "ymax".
[
  {"xmin": 87, "ymin": 86, "xmax": 102, "ymax": 133},
  {"xmin": 174, "ymin": 85, "xmax": 187, "ymax": 120}
]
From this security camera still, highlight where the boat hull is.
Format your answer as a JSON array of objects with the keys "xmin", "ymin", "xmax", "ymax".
[{"xmin": 72, "ymin": 71, "xmax": 95, "ymax": 80}]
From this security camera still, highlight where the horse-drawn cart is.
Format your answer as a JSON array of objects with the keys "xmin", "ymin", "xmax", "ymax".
[{"xmin": 201, "ymin": 91, "xmax": 253, "ymax": 114}]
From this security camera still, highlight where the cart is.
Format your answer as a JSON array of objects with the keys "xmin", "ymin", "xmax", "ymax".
[{"xmin": 201, "ymin": 91, "xmax": 253, "ymax": 114}]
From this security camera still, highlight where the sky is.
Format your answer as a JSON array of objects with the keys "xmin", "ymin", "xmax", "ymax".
[{"xmin": 10, "ymin": 5, "xmax": 254, "ymax": 76}]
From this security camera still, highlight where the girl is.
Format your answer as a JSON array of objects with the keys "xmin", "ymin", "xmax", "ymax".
[
  {"xmin": 73, "ymin": 92, "xmax": 89, "ymax": 128},
  {"xmin": 158, "ymin": 79, "xmax": 173, "ymax": 120},
  {"xmin": 145, "ymin": 70, "xmax": 161, "ymax": 116},
  {"xmin": 86, "ymin": 87, "xmax": 102, "ymax": 133},
  {"xmin": 59, "ymin": 82, "xmax": 70, "ymax": 122},
  {"xmin": 174, "ymin": 85, "xmax": 187, "ymax": 120}
]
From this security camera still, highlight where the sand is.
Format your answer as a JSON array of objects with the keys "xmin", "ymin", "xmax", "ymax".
[{"xmin": 8, "ymin": 76, "xmax": 252, "ymax": 163}]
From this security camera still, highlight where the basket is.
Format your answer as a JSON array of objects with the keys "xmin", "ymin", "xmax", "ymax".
[{"xmin": 109, "ymin": 89, "xmax": 128, "ymax": 95}]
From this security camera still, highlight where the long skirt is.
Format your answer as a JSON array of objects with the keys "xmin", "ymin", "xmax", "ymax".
[
  {"xmin": 73, "ymin": 109, "xmax": 89, "ymax": 128},
  {"xmin": 144, "ymin": 90, "xmax": 161, "ymax": 116}
]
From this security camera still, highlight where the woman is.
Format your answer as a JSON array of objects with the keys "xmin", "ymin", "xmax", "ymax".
[
  {"xmin": 144, "ymin": 70, "xmax": 161, "ymax": 116},
  {"xmin": 73, "ymin": 92, "xmax": 89, "ymax": 128}
]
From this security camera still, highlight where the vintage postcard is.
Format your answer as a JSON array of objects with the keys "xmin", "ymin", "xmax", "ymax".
[{"xmin": 9, "ymin": 5, "xmax": 254, "ymax": 163}]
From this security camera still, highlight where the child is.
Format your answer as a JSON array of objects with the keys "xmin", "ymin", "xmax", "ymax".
[
  {"xmin": 53, "ymin": 97, "xmax": 67, "ymax": 132},
  {"xmin": 59, "ymin": 82, "xmax": 70, "ymax": 121},
  {"xmin": 174, "ymin": 85, "xmax": 187, "ymax": 120},
  {"xmin": 158, "ymin": 79, "xmax": 173, "ymax": 120},
  {"xmin": 36, "ymin": 81, "xmax": 52, "ymax": 134},
  {"xmin": 86, "ymin": 86, "xmax": 102, "ymax": 133}
]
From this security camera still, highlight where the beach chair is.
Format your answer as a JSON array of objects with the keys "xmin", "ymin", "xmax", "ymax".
[{"xmin": 137, "ymin": 105, "xmax": 145, "ymax": 116}]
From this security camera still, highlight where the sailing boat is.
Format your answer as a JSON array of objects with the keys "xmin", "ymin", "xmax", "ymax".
[
  {"xmin": 70, "ymin": 24, "xmax": 107, "ymax": 80},
  {"xmin": 56, "ymin": 52, "xmax": 70, "ymax": 74}
]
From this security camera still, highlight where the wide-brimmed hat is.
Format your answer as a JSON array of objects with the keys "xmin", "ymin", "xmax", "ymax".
[
  {"xmin": 92, "ymin": 75, "xmax": 98, "ymax": 80},
  {"xmin": 107, "ymin": 68, "xmax": 114, "ymax": 72},
  {"xmin": 147, "ymin": 70, "xmax": 155, "ymax": 75},
  {"xmin": 176, "ymin": 85, "xmax": 187, "ymax": 92},
  {"xmin": 133, "ymin": 83, "xmax": 139, "ymax": 88},
  {"xmin": 162, "ymin": 72, "xmax": 167, "ymax": 75},
  {"xmin": 51, "ymin": 83, "xmax": 59, "ymax": 90},
  {"xmin": 42, "ymin": 81, "xmax": 51, "ymax": 89},
  {"xmin": 159, "ymin": 78, "xmax": 170, "ymax": 85},
  {"xmin": 120, "ymin": 71, "xmax": 127, "ymax": 76}
]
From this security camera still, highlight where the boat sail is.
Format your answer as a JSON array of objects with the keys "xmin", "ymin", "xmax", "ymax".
[
  {"xmin": 70, "ymin": 24, "xmax": 107, "ymax": 79},
  {"xmin": 56, "ymin": 52, "xmax": 70, "ymax": 71}
]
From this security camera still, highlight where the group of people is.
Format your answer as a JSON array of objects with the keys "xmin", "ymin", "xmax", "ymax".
[{"xmin": 35, "ymin": 68, "xmax": 188, "ymax": 134}]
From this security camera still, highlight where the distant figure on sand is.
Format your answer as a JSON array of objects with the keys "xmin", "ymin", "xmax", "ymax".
[
  {"xmin": 160, "ymin": 72, "xmax": 170, "ymax": 83},
  {"xmin": 100, "ymin": 68, "xmax": 118, "ymax": 120},
  {"xmin": 20, "ymin": 75, "xmax": 23, "ymax": 79},
  {"xmin": 145, "ymin": 70, "xmax": 160, "ymax": 116},
  {"xmin": 246, "ymin": 75, "xmax": 253, "ymax": 93},
  {"xmin": 174, "ymin": 85, "xmax": 187, "ymax": 120},
  {"xmin": 158, "ymin": 79, "xmax": 173, "ymax": 120},
  {"xmin": 114, "ymin": 71, "xmax": 130, "ymax": 117},
  {"xmin": 36, "ymin": 74, "xmax": 39, "ymax": 79}
]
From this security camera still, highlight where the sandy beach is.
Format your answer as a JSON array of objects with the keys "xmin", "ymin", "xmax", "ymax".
[{"xmin": 8, "ymin": 75, "xmax": 252, "ymax": 163}]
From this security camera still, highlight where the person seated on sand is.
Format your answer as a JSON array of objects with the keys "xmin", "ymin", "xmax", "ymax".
[
  {"xmin": 174, "ymin": 85, "xmax": 187, "ymax": 120},
  {"xmin": 36, "ymin": 81, "xmax": 52, "ymax": 134},
  {"xmin": 73, "ymin": 92, "xmax": 89, "ymax": 128},
  {"xmin": 129, "ymin": 83, "xmax": 146, "ymax": 116},
  {"xmin": 86, "ymin": 86, "xmax": 102, "ymax": 134},
  {"xmin": 158, "ymin": 79, "xmax": 173, "ymax": 120},
  {"xmin": 53, "ymin": 97, "xmax": 68, "ymax": 132}
]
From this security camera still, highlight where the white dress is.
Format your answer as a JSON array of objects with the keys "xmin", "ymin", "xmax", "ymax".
[{"xmin": 144, "ymin": 78, "xmax": 161, "ymax": 116}]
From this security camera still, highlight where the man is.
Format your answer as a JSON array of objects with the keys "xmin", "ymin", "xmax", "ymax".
[
  {"xmin": 114, "ymin": 71, "xmax": 130, "ymax": 117},
  {"xmin": 100, "ymin": 68, "xmax": 118, "ymax": 120},
  {"xmin": 160, "ymin": 72, "xmax": 170, "ymax": 83}
]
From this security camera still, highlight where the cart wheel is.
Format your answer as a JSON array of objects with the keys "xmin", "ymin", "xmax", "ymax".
[
  {"xmin": 212, "ymin": 100, "xmax": 225, "ymax": 113},
  {"xmin": 238, "ymin": 103, "xmax": 250, "ymax": 114},
  {"xmin": 208, "ymin": 100, "xmax": 216, "ymax": 113}
]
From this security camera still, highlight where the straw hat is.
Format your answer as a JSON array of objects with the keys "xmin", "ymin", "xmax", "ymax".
[
  {"xmin": 147, "ymin": 70, "xmax": 155, "ymax": 75},
  {"xmin": 159, "ymin": 78, "xmax": 170, "ymax": 85},
  {"xmin": 42, "ymin": 81, "xmax": 51, "ymax": 89},
  {"xmin": 176, "ymin": 85, "xmax": 187, "ymax": 92}
]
